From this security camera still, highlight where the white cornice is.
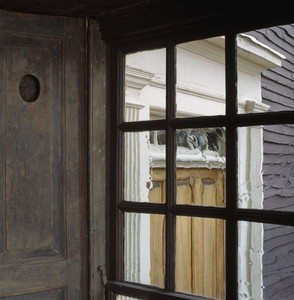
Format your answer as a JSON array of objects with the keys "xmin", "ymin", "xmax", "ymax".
[
  {"xmin": 178, "ymin": 37, "xmax": 225, "ymax": 64},
  {"xmin": 125, "ymin": 65, "xmax": 154, "ymax": 89},
  {"xmin": 176, "ymin": 83, "xmax": 224, "ymax": 103},
  {"xmin": 178, "ymin": 34, "xmax": 285, "ymax": 73},
  {"xmin": 237, "ymin": 34, "xmax": 286, "ymax": 70},
  {"xmin": 149, "ymin": 75, "xmax": 225, "ymax": 104},
  {"xmin": 125, "ymin": 100, "xmax": 145, "ymax": 109}
]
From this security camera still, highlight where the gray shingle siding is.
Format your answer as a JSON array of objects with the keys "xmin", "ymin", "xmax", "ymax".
[{"xmin": 249, "ymin": 25, "xmax": 294, "ymax": 300}]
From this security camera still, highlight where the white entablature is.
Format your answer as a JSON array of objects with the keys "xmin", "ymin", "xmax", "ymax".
[{"xmin": 125, "ymin": 34, "xmax": 285, "ymax": 118}]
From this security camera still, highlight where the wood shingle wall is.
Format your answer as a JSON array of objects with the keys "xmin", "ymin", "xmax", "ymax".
[{"xmin": 249, "ymin": 25, "xmax": 294, "ymax": 300}]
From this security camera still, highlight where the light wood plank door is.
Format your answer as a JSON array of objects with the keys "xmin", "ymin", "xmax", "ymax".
[{"xmin": 149, "ymin": 168, "xmax": 225, "ymax": 299}]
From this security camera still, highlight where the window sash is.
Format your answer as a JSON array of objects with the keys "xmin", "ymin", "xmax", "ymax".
[{"xmin": 108, "ymin": 31, "xmax": 294, "ymax": 300}]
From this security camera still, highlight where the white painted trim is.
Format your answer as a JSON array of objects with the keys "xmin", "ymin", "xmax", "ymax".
[
  {"xmin": 125, "ymin": 65, "xmax": 154, "ymax": 89},
  {"xmin": 178, "ymin": 37, "xmax": 225, "ymax": 65},
  {"xmin": 240, "ymin": 100, "xmax": 270, "ymax": 113},
  {"xmin": 178, "ymin": 34, "xmax": 285, "ymax": 70},
  {"xmin": 150, "ymin": 145, "xmax": 226, "ymax": 169},
  {"xmin": 237, "ymin": 33, "xmax": 285, "ymax": 72},
  {"xmin": 125, "ymin": 100, "xmax": 145, "ymax": 109},
  {"xmin": 149, "ymin": 74, "xmax": 225, "ymax": 107}
]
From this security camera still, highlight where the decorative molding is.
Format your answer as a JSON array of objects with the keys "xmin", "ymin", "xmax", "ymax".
[
  {"xmin": 125, "ymin": 100, "xmax": 145, "ymax": 109},
  {"xmin": 178, "ymin": 34, "xmax": 285, "ymax": 71},
  {"xmin": 176, "ymin": 82, "xmax": 224, "ymax": 103},
  {"xmin": 149, "ymin": 75, "xmax": 225, "ymax": 104},
  {"xmin": 237, "ymin": 33, "xmax": 286, "ymax": 72},
  {"xmin": 147, "ymin": 71, "xmax": 225, "ymax": 102},
  {"xmin": 125, "ymin": 65, "xmax": 154, "ymax": 89},
  {"xmin": 149, "ymin": 105, "xmax": 165, "ymax": 119},
  {"xmin": 236, "ymin": 100, "xmax": 270, "ymax": 113},
  {"xmin": 245, "ymin": 100, "xmax": 270, "ymax": 113},
  {"xmin": 178, "ymin": 37, "xmax": 225, "ymax": 65},
  {"xmin": 150, "ymin": 146, "xmax": 226, "ymax": 169}
]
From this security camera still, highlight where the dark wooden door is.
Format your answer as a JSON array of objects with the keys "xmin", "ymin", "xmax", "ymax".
[{"xmin": 0, "ymin": 10, "xmax": 87, "ymax": 299}]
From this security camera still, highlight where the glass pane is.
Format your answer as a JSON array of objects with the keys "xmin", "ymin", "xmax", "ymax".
[
  {"xmin": 176, "ymin": 36, "xmax": 226, "ymax": 117},
  {"xmin": 237, "ymin": 24, "xmax": 294, "ymax": 114},
  {"xmin": 124, "ymin": 131, "xmax": 166, "ymax": 203},
  {"xmin": 238, "ymin": 221, "xmax": 294, "ymax": 299},
  {"xmin": 176, "ymin": 128, "xmax": 226, "ymax": 207},
  {"xmin": 124, "ymin": 213, "xmax": 165, "ymax": 288},
  {"xmin": 238, "ymin": 125, "xmax": 294, "ymax": 211},
  {"xmin": 176, "ymin": 216, "xmax": 225, "ymax": 299},
  {"xmin": 124, "ymin": 48, "xmax": 166, "ymax": 121}
]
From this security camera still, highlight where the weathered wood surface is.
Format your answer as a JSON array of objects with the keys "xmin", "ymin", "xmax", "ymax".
[
  {"xmin": 88, "ymin": 19, "xmax": 107, "ymax": 300},
  {"xmin": 0, "ymin": 10, "xmax": 87, "ymax": 299}
]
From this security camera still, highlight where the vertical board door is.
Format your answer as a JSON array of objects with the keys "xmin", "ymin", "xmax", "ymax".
[
  {"xmin": 0, "ymin": 10, "xmax": 87, "ymax": 299},
  {"xmin": 150, "ymin": 168, "xmax": 225, "ymax": 299}
]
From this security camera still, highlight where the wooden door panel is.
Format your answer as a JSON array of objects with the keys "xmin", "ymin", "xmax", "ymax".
[
  {"xmin": 203, "ymin": 218, "xmax": 217, "ymax": 298},
  {"xmin": 216, "ymin": 219, "xmax": 225, "ymax": 298},
  {"xmin": 191, "ymin": 217, "xmax": 204, "ymax": 295},
  {"xmin": 150, "ymin": 168, "xmax": 225, "ymax": 299},
  {"xmin": 149, "ymin": 214, "xmax": 165, "ymax": 288},
  {"xmin": 190, "ymin": 177, "xmax": 204, "ymax": 205},
  {"xmin": 149, "ymin": 180, "xmax": 165, "ymax": 287},
  {"xmin": 177, "ymin": 180, "xmax": 192, "ymax": 205},
  {"xmin": 1, "ymin": 34, "xmax": 64, "ymax": 265},
  {"xmin": 0, "ymin": 10, "xmax": 87, "ymax": 299},
  {"xmin": 176, "ymin": 216, "xmax": 192, "ymax": 294}
]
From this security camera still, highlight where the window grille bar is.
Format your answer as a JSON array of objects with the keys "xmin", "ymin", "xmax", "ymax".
[
  {"xmin": 235, "ymin": 110, "xmax": 294, "ymax": 126},
  {"xmin": 234, "ymin": 209, "xmax": 294, "ymax": 226},
  {"xmin": 119, "ymin": 119, "xmax": 167, "ymax": 132},
  {"xmin": 225, "ymin": 34, "xmax": 238, "ymax": 300},
  {"xmin": 118, "ymin": 109, "xmax": 294, "ymax": 133},
  {"xmin": 118, "ymin": 202, "xmax": 294, "ymax": 226},
  {"xmin": 165, "ymin": 42, "xmax": 177, "ymax": 292}
]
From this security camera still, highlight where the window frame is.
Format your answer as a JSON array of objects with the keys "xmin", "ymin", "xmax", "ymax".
[{"xmin": 107, "ymin": 18, "xmax": 294, "ymax": 300}]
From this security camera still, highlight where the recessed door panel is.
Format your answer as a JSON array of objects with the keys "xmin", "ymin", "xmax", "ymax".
[
  {"xmin": 1, "ymin": 36, "xmax": 64, "ymax": 264},
  {"xmin": 0, "ymin": 10, "xmax": 87, "ymax": 299}
]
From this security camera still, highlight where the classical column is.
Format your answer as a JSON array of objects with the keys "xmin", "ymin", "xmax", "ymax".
[{"xmin": 123, "ymin": 67, "xmax": 153, "ymax": 285}]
